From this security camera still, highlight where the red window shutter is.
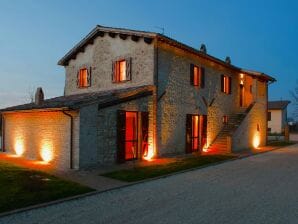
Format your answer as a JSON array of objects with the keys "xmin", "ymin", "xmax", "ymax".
[
  {"xmin": 141, "ymin": 112, "xmax": 149, "ymax": 156},
  {"xmin": 117, "ymin": 110, "xmax": 126, "ymax": 163},
  {"xmin": 185, "ymin": 114, "xmax": 192, "ymax": 153},
  {"xmin": 201, "ymin": 115, "xmax": 207, "ymax": 149},
  {"xmin": 87, "ymin": 67, "xmax": 91, "ymax": 86},
  {"xmin": 126, "ymin": 57, "xmax": 132, "ymax": 81},
  {"xmin": 200, "ymin": 67, "xmax": 205, "ymax": 88},
  {"xmin": 228, "ymin": 77, "xmax": 232, "ymax": 94},
  {"xmin": 77, "ymin": 70, "xmax": 80, "ymax": 87},
  {"xmin": 190, "ymin": 64, "xmax": 194, "ymax": 85},
  {"xmin": 221, "ymin": 75, "xmax": 224, "ymax": 92}
]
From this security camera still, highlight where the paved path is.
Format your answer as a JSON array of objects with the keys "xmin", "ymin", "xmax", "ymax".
[{"xmin": 2, "ymin": 144, "xmax": 298, "ymax": 224}]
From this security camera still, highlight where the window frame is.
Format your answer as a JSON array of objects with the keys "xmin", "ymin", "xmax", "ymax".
[
  {"xmin": 77, "ymin": 67, "xmax": 91, "ymax": 88},
  {"xmin": 112, "ymin": 57, "xmax": 132, "ymax": 83},
  {"xmin": 190, "ymin": 64, "xmax": 205, "ymax": 88},
  {"xmin": 221, "ymin": 74, "xmax": 232, "ymax": 94}
]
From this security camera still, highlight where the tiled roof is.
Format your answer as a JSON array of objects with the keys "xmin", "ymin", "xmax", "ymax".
[
  {"xmin": 0, "ymin": 85, "xmax": 154, "ymax": 112},
  {"xmin": 268, "ymin": 100, "xmax": 291, "ymax": 110},
  {"xmin": 57, "ymin": 25, "xmax": 276, "ymax": 82}
]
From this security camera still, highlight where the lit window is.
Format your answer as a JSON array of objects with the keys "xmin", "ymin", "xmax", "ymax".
[
  {"xmin": 113, "ymin": 59, "xmax": 131, "ymax": 83},
  {"xmin": 221, "ymin": 75, "xmax": 231, "ymax": 94},
  {"xmin": 191, "ymin": 64, "xmax": 205, "ymax": 88},
  {"xmin": 78, "ymin": 68, "xmax": 90, "ymax": 88}
]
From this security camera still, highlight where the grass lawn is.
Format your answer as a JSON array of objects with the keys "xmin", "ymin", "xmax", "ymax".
[
  {"xmin": 102, "ymin": 155, "xmax": 235, "ymax": 182},
  {"xmin": 267, "ymin": 141, "xmax": 295, "ymax": 147},
  {"xmin": 0, "ymin": 161, "xmax": 94, "ymax": 213}
]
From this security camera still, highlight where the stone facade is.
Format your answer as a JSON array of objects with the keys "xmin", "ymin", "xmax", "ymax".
[
  {"xmin": 1, "ymin": 26, "xmax": 273, "ymax": 170},
  {"xmin": 96, "ymin": 94, "xmax": 154, "ymax": 164},
  {"xmin": 2, "ymin": 110, "xmax": 80, "ymax": 170},
  {"xmin": 156, "ymin": 41, "xmax": 259, "ymax": 155},
  {"xmin": 64, "ymin": 34, "xmax": 155, "ymax": 95}
]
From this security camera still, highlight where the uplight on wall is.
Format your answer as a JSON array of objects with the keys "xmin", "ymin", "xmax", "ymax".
[
  {"xmin": 143, "ymin": 144, "xmax": 154, "ymax": 161},
  {"xmin": 40, "ymin": 141, "xmax": 54, "ymax": 163},
  {"xmin": 253, "ymin": 124, "xmax": 261, "ymax": 149},
  {"xmin": 14, "ymin": 138, "xmax": 24, "ymax": 156}
]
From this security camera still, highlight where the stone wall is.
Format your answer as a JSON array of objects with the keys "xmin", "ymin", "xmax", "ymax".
[
  {"xmin": 64, "ymin": 34, "xmax": 155, "ymax": 95},
  {"xmin": 2, "ymin": 110, "xmax": 80, "ymax": 170},
  {"xmin": 232, "ymin": 81, "xmax": 268, "ymax": 151},
  {"xmin": 156, "ymin": 41, "xmax": 241, "ymax": 155},
  {"xmin": 96, "ymin": 95, "xmax": 154, "ymax": 164}
]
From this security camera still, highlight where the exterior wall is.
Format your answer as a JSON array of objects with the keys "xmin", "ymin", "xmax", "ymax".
[
  {"xmin": 64, "ymin": 34, "xmax": 155, "ymax": 95},
  {"xmin": 156, "ymin": 42, "xmax": 242, "ymax": 155},
  {"xmin": 232, "ymin": 80, "xmax": 268, "ymax": 151},
  {"xmin": 2, "ymin": 111, "xmax": 80, "ymax": 170},
  {"xmin": 78, "ymin": 105, "xmax": 98, "ymax": 168},
  {"xmin": 268, "ymin": 109, "xmax": 283, "ymax": 133},
  {"xmin": 96, "ymin": 95, "xmax": 154, "ymax": 164}
]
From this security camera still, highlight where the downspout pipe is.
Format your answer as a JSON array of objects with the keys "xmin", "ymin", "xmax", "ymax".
[{"xmin": 62, "ymin": 110, "xmax": 74, "ymax": 169}]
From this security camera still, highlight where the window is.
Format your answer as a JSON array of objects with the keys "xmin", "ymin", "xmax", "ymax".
[
  {"xmin": 77, "ymin": 67, "xmax": 91, "ymax": 88},
  {"xmin": 267, "ymin": 128, "xmax": 272, "ymax": 133},
  {"xmin": 268, "ymin": 112, "xmax": 271, "ymax": 121},
  {"xmin": 112, "ymin": 58, "xmax": 131, "ymax": 83},
  {"xmin": 221, "ymin": 75, "xmax": 232, "ymax": 94},
  {"xmin": 223, "ymin": 115, "xmax": 228, "ymax": 124},
  {"xmin": 186, "ymin": 114, "xmax": 207, "ymax": 153},
  {"xmin": 250, "ymin": 85, "xmax": 253, "ymax": 93},
  {"xmin": 190, "ymin": 64, "xmax": 205, "ymax": 88}
]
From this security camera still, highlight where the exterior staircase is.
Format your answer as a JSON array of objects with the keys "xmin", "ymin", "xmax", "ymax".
[{"xmin": 207, "ymin": 104, "xmax": 254, "ymax": 154}]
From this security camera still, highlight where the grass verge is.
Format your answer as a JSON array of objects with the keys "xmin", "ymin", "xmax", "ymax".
[
  {"xmin": 0, "ymin": 161, "xmax": 94, "ymax": 213},
  {"xmin": 102, "ymin": 155, "xmax": 235, "ymax": 182}
]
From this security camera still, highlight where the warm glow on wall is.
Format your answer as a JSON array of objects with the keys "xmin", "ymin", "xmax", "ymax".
[
  {"xmin": 143, "ymin": 144, "xmax": 154, "ymax": 161},
  {"xmin": 253, "ymin": 132, "xmax": 261, "ymax": 149},
  {"xmin": 14, "ymin": 138, "xmax": 25, "ymax": 156},
  {"xmin": 40, "ymin": 141, "xmax": 54, "ymax": 163},
  {"xmin": 202, "ymin": 144, "xmax": 209, "ymax": 153}
]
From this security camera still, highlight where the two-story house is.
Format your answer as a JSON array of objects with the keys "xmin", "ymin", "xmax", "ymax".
[{"xmin": 0, "ymin": 25, "xmax": 275, "ymax": 170}]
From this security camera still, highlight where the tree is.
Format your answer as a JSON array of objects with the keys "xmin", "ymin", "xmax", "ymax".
[{"xmin": 27, "ymin": 85, "xmax": 35, "ymax": 103}]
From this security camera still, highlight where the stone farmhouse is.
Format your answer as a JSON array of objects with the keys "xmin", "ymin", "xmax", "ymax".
[{"xmin": 0, "ymin": 25, "xmax": 276, "ymax": 170}]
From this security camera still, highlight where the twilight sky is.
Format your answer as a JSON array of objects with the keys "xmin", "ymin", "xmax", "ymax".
[{"xmin": 0, "ymin": 0, "xmax": 297, "ymax": 116}]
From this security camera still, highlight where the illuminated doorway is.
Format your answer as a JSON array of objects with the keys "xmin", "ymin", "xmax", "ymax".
[{"xmin": 186, "ymin": 114, "xmax": 207, "ymax": 153}]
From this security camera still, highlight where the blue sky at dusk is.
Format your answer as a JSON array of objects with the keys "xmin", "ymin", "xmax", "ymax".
[{"xmin": 0, "ymin": 0, "xmax": 297, "ymax": 116}]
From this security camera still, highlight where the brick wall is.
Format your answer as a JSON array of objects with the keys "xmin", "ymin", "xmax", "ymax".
[
  {"xmin": 64, "ymin": 34, "xmax": 155, "ymax": 96},
  {"xmin": 3, "ymin": 110, "xmax": 80, "ymax": 170}
]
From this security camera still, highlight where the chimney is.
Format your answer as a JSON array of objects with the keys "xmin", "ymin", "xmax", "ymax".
[
  {"xmin": 35, "ymin": 87, "xmax": 44, "ymax": 105},
  {"xmin": 200, "ymin": 44, "xmax": 207, "ymax": 54},
  {"xmin": 225, "ymin": 56, "xmax": 231, "ymax": 64}
]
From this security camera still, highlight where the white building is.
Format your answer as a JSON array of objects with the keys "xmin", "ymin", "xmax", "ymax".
[{"xmin": 268, "ymin": 101, "xmax": 290, "ymax": 134}]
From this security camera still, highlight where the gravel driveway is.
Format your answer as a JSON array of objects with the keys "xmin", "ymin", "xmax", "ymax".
[{"xmin": 1, "ymin": 144, "xmax": 298, "ymax": 224}]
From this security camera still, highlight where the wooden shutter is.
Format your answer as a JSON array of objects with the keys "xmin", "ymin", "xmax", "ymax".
[
  {"xmin": 77, "ymin": 70, "xmax": 80, "ymax": 87},
  {"xmin": 228, "ymin": 77, "xmax": 232, "ymax": 94},
  {"xmin": 201, "ymin": 115, "xmax": 207, "ymax": 150},
  {"xmin": 185, "ymin": 114, "xmax": 192, "ymax": 153},
  {"xmin": 141, "ymin": 112, "xmax": 149, "ymax": 156},
  {"xmin": 126, "ymin": 57, "xmax": 132, "ymax": 81},
  {"xmin": 200, "ymin": 67, "xmax": 205, "ymax": 88},
  {"xmin": 117, "ymin": 110, "xmax": 126, "ymax": 163},
  {"xmin": 221, "ymin": 75, "xmax": 224, "ymax": 92},
  {"xmin": 112, "ymin": 61, "xmax": 116, "ymax": 82},
  {"xmin": 190, "ymin": 64, "xmax": 194, "ymax": 85},
  {"xmin": 87, "ymin": 67, "xmax": 91, "ymax": 87}
]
